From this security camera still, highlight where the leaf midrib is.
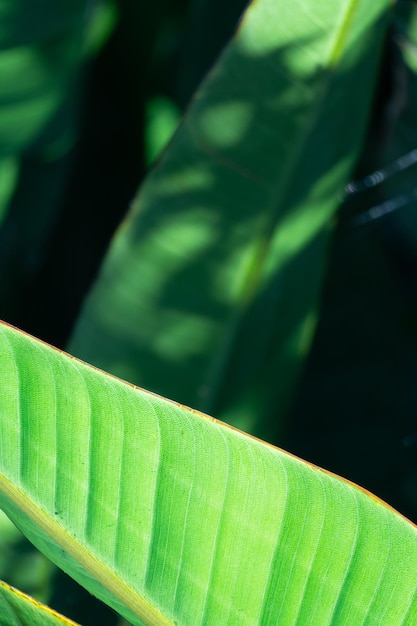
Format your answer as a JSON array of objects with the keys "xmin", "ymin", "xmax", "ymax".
[{"xmin": 0, "ymin": 472, "xmax": 174, "ymax": 626}]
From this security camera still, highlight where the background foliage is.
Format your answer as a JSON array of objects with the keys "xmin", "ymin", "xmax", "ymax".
[{"xmin": 1, "ymin": 0, "xmax": 417, "ymax": 624}]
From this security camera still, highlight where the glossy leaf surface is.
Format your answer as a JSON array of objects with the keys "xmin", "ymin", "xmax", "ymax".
[
  {"xmin": 2, "ymin": 321, "xmax": 417, "ymax": 625},
  {"xmin": 70, "ymin": 0, "xmax": 393, "ymax": 442}
]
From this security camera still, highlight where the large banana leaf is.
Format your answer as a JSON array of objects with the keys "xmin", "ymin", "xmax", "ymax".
[
  {"xmin": 2, "ymin": 321, "xmax": 417, "ymax": 625},
  {"xmin": 70, "ymin": 0, "xmax": 393, "ymax": 443}
]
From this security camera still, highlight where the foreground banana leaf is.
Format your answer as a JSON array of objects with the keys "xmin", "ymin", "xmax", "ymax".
[
  {"xmin": 1, "ymin": 321, "xmax": 417, "ymax": 625},
  {"xmin": 70, "ymin": 0, "xmax": 393, "ymax": 442},
  {"xmin": 0, "ymin": 579, "xmax": 79, "ymax": 626}
]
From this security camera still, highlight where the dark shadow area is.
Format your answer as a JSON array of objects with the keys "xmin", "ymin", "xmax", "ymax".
[
  {"xmin": 14, "ymin": 5, "xmax": 147, "ymax": 348},
  {"xmin": 176, "ymin": 0, "xmax": 249, "ymax": 105}
]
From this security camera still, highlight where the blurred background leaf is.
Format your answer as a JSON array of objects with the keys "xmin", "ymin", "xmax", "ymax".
[
  {"xmin": 69, "ymin": 0, "xmax": 392, "ymax": 444},
  {"xmin": 0, "ymin": 0, "xmax": 90, "ymax": 322}
]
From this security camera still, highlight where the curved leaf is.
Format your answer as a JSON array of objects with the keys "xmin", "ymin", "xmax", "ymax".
[
  {"xmin": 70, "ymin": 0, "xmax": 393, "ymax": 442},
  {"xmin": 0, "ymin": 579, "xmax": 80, "ymax": 626},
  {"xmin": 1, "ymin": 321, "xmax": 417, "ymax": 625}
]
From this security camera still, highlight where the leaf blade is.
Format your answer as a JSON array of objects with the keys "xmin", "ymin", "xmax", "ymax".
[
  {"xmin": 2, "ymin": 321, "xmax": 417, "ymax": 625},
  {"xmin": 70, "ymin": 0, "xmax": 394, "ymax": 442}
]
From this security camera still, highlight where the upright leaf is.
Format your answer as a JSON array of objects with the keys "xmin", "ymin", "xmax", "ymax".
[{"xmin": 70, "ymin": 0, "xmax": 393, "ymax": 442}]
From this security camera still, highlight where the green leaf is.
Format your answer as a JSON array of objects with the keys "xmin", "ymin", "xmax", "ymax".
[
  {"xmin": 0, "ymin": 0, "xmax": 87, "ymax": 160},
  {"xmin": 0, "ymin": 0, "xmax": 89, "ymax": 318},
  {"xmin": 0, "ymin": 579, "xmax": 80, "ymax": 626},
  {"xmin": 2, "ymin": 321, "xmax": 417, "ymax": 625},
  {"xmin": 70, "ymin": 0, "xmax": 393, "ymax": 442},
  {"xmin": 145, "ymin": 97, "xmax": 181, "ymax": 166}
]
